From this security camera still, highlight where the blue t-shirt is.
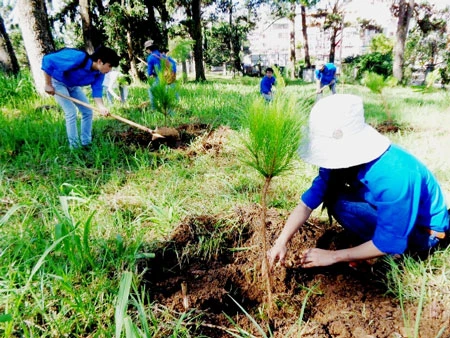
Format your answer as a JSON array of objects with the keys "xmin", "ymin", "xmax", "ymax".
[
  {"xmin": 315, "ymin": 63, "xmax": 336, "ymax": 85},
  {"xmin": 260, "ymin": 75, "xmax": 276, "ymax": 94},
  {"xmin": 41, "ymin": 48, "xmax": 105, "ymax": 98},
  {"xmin": 301, "ymin": 144, "xmax": 449, "ymax": 254},
  {"xmin": 147, "ymin": 51, "xmax": 177, "ymax": 77}
]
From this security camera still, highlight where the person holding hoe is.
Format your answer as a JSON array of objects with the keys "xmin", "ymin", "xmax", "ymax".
[
  {"xmin": 268, "ymin": 94, "xmax": 449, "ymax": 269},
  {"xmin": 315, "ymin": 61, "xmax": 337, "ymax": 99},
  {"xmin": 144, "ymin": 40, "xmax": 177, "ymax": 108},
  {"xmin": 42, "ymin": 46, "xmax": 120, "ymax": 149}
]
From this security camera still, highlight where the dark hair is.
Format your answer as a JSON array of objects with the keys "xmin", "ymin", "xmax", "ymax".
[
  {"xmin": 266, "ymin": 67, "xmax": 274, "ymax": 73},
  {"xmin": 323, "ymin": 165, "xmax": 362, "ymax": 207},
  {"xmin": 91, "ymin": 46, "xmax": 120, "ymax": 67},
  {"xmin": 322, "ymin": 165, "xmax": 363, "ymax": 224},
  {"xmin": 148, "ymin": 45, "xmax": 159, "ymax": 52}
]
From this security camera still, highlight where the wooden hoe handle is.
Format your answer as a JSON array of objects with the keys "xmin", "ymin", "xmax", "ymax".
[{"xmin": 54, "ymin": 91, "xmax": 159, "ymax": 136}]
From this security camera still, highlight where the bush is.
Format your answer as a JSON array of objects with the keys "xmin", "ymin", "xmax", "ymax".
[{"xmin": 343, "ymin": 52, "xmax": 393, "ymax": 81}]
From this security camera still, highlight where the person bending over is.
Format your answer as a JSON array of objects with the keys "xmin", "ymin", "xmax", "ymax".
[
  {"xmin": 268, "ymin": 94, "xmax": 449, "ymax": 269},
  {"xmin": 42, "ymin": 46, "xmax": 120, "ymax": 149}
]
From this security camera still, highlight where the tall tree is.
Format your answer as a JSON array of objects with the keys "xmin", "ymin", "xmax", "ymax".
[
  {"xmin": 310, "ymin": 0, "xmax": 348, "ymax": 63},
  {"xmin": 102, "ymin": 1, "xmax": 148, "ymax": 81},
  {"xmin": 79, "ymin": 0, "xmax": 95, "ymax": 53},
  {"xmin": 207, "ymin": 0, "xmax": 254, "ymax": 75},
  {"xmin": 50, "ymin": 0, "xmax": 107, "ymax": 50},
  {"xmin": 143, "ymin": 0, "xmax": 170, "ymax": 47},
  {"xmin": 190, "ymin": 0, "xmax": 206, "ymax": 81},
  {"xmin": 16, "ymin": 0, "xmax": 54, "ymax": 94},
  {"xmin": 176, "ymin": 0, "xmax": 207, "ymax": 81},
  {"xmin": 414, "ymin": 2, "xmax": 447, "ymax": 66},
  {"xmin": 288, "ymin": 1, "xmax": 296, "ymax": 78},
  {"xmin": 271, "ymin": 0, "xmax": 318, "ymax": 77},
  {"xmin": 270, "ymin": 0, "xmax": 298, "ymax": 78},
  {"xmin": 0, "ymin": 12, "xmax": 19, "ymax": 74},
  {"xmin": 300, "ymin": 0, "xmax": 319, "ymax": 69},
  {"xmin": 391, "ymin": 0, "xmax": 415, "ymax": 82},
  {"xmin": 323, "ymin": 0, "xmax": 345, "ymax": 63}
]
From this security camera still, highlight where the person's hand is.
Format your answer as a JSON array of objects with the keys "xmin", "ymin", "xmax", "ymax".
[
  {"xmin": 44, "ymin": 84, "xmax": 55, "ymax": 95},
  {"xmin": 300, "ymin": 248, "xmax": 336, "ymax": 268},
  {"xmin": 98, "ymin": 106, "xmax": 110, "ymax": 117},
  {"xmin": 267, "ymin": 241, "xmax": 288, "ymax": 270},
  {"xmin": 316, "ymin": 89, "xmax": 322, "ymax": 94}
]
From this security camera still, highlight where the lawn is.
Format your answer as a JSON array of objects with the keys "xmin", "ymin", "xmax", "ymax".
[{"xmin": 1, "ymin": 72, "xmax": 449, "ymax": 337}]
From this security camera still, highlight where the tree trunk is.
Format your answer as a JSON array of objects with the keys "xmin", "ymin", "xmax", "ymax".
[
  {"xmin": 329, "ymin": 27, "xmax": 337, "ymax": 63},
  {"xmin": 301, "ymin": 5, "xmax": 311, "ymax": 69},
  {"xmin": 260, "ymin": 177, "xmax": 274, "ymax": 319},
  {"xmin": 144, "ymin": 0, "xmax": 169, "ymax": 47},
  {"xmin": 156, "ymin": 1, "xmax": 170, "ymax": 48},
  {"xmin": 16, "ymin": 0, "xmax": 54, "ymax": 95},
  {"xmin": 393, "ymin": 0, "xmax": 414, "ymax": 82},
  {"xmin": 228, "ymin": 0, "xmax": 234, "ymax": 74},
  {"xmin": 191, "ymin": 0, "xmax": 206, "ymax": 81},
  {"xmin": 0, "ymin": 13, "xmax": 20, "ymax": 74},
  {"xmin": 182, "ymin": 59, "xmax": 187, "ymax": 80},
  {"xmin": 126, "ymin": 30, "xmax": 138, "ymax": 82},
  {"xmin": 79, "ymin": 0, "xmax": 95, "ymax": 53},
  {"xmin": 289, "ymin": 2, "xmax": 296, "ymax": 79}
]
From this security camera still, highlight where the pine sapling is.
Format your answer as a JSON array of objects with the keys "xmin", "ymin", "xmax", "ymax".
[
  {"xmin": 362, "ymin": 71, "xmax": 397, "ymax": 124},
  {"xmin": 150, "ymin": 59, "xmax": 179, "ymax": 125},
  {"xmin": 240, "ymin": 93, "xmax": 307, "ymax": 318}
]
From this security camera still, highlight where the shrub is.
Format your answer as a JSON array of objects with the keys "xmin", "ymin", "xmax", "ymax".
[{"xmin": 343, "ymin": 52, "xmax": 393, "ymax": 81}]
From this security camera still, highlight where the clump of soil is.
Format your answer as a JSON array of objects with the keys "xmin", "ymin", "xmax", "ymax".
[
  {"xmin": 375, "ymin": 120, "xmax": 413, "ymax": 134},
  {"xmin": 140, "ymin": 205, "xmax": 450, "ymax": 337},
  {"xmin": 114, "ymin": 123, "xmax": 212, "ymax": 150}
]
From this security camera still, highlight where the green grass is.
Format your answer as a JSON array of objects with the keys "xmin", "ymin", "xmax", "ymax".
[{"xmin": 1, "ymin": 71, "xmax": 450, "ymax": 336}]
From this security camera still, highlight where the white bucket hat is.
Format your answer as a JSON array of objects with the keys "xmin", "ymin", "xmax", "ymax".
[{"xmin": 300, "ymin": 94, "xmax": 391, "ymax": 169}]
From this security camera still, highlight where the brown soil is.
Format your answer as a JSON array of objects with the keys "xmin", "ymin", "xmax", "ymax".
[
  {"xmin": 375, "ymin": 120, "xmax": 413, "ymax": 134},
  {"xmin": 118, "ymin": 124, "xmax": 449, "ymax": 337},
  {"xmin": 139, "ymin": 207, "xmax": 450, "ymax": 338},
  {"xmin": 114, "ymin": 123, "xmax": 214, "ymax": 150}
]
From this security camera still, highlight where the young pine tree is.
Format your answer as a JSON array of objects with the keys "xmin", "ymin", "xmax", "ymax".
[
  {"xmin": 240, "ymin": 93, "xmax": 308, "ymax": 318},
  {"xmin": 150, "ymin": 59, "xmax": 179, "ymax": 125},
  {"xmin": 362, "ymin": 71, "xmax": 397, "ymax": 123}
]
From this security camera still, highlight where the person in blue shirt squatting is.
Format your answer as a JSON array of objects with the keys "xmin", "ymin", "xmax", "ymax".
[
  {"xmin": 144, "ymin": 40, "xmax": 177, "ymax": 108},
  {"xmin": 42, "ymin": 46, "xmax": 120, "ymax": 149},
  {"xmin": 315, "ymin": 61, "xmax": 337, "ymax": 98},
  {"xmin": 260, "ymin": 67, "xmax": 276, "ymax": 102},
  {"xmin": 268, "ymin": 94, "xmax": 449, "ymax": 269}
]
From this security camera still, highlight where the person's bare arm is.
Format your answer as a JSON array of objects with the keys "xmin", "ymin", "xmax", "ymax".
[
  {"xmin": 94, "ymin": 97, "xmax": 110, "ymax": 116},
  {"xmin": 300, "ymin": 240, "xmax": 385, "ymax": 268},
  {"xmin": 316, "ymin": 79, "xmax": 322, "ymax": 93},
  {"xmin": 43, "ymin": 72, "xmax": 55, "ymax": 95},
  {"xmin": 108, "ymin": 87, "xmax": 122, "ymax": 102},
  {"xmin": 268, "ymin": 201, "xmax": 312, "ymax": 268}
]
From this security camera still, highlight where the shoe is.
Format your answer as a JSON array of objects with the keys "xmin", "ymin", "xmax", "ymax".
[{"xmin": 81, "ymin": 144, "xmax": 92, "ymax": 151}]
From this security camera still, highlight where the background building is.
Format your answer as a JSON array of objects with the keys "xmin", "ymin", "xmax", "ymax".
[{"xmin": 246, "ymin": 0, "xmax": 396, "ymax": 72}]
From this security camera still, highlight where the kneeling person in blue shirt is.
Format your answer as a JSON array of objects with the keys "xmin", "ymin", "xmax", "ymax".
[
  {"xmin": 268, "ymin": 94, "xmax": 449, "ymax": 269},
  {"xmin": 42, "ymin": 46, "xmax": 120, "ymax": 149}
]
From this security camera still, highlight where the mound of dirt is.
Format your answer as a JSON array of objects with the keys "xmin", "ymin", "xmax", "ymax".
[
  {"xmin": 114, "ymin": 123, "xmax": 213, "ymax": 150},
  {"xmin": 140, "ymin": 205, "xmax": 450, "ymax": 337}
]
